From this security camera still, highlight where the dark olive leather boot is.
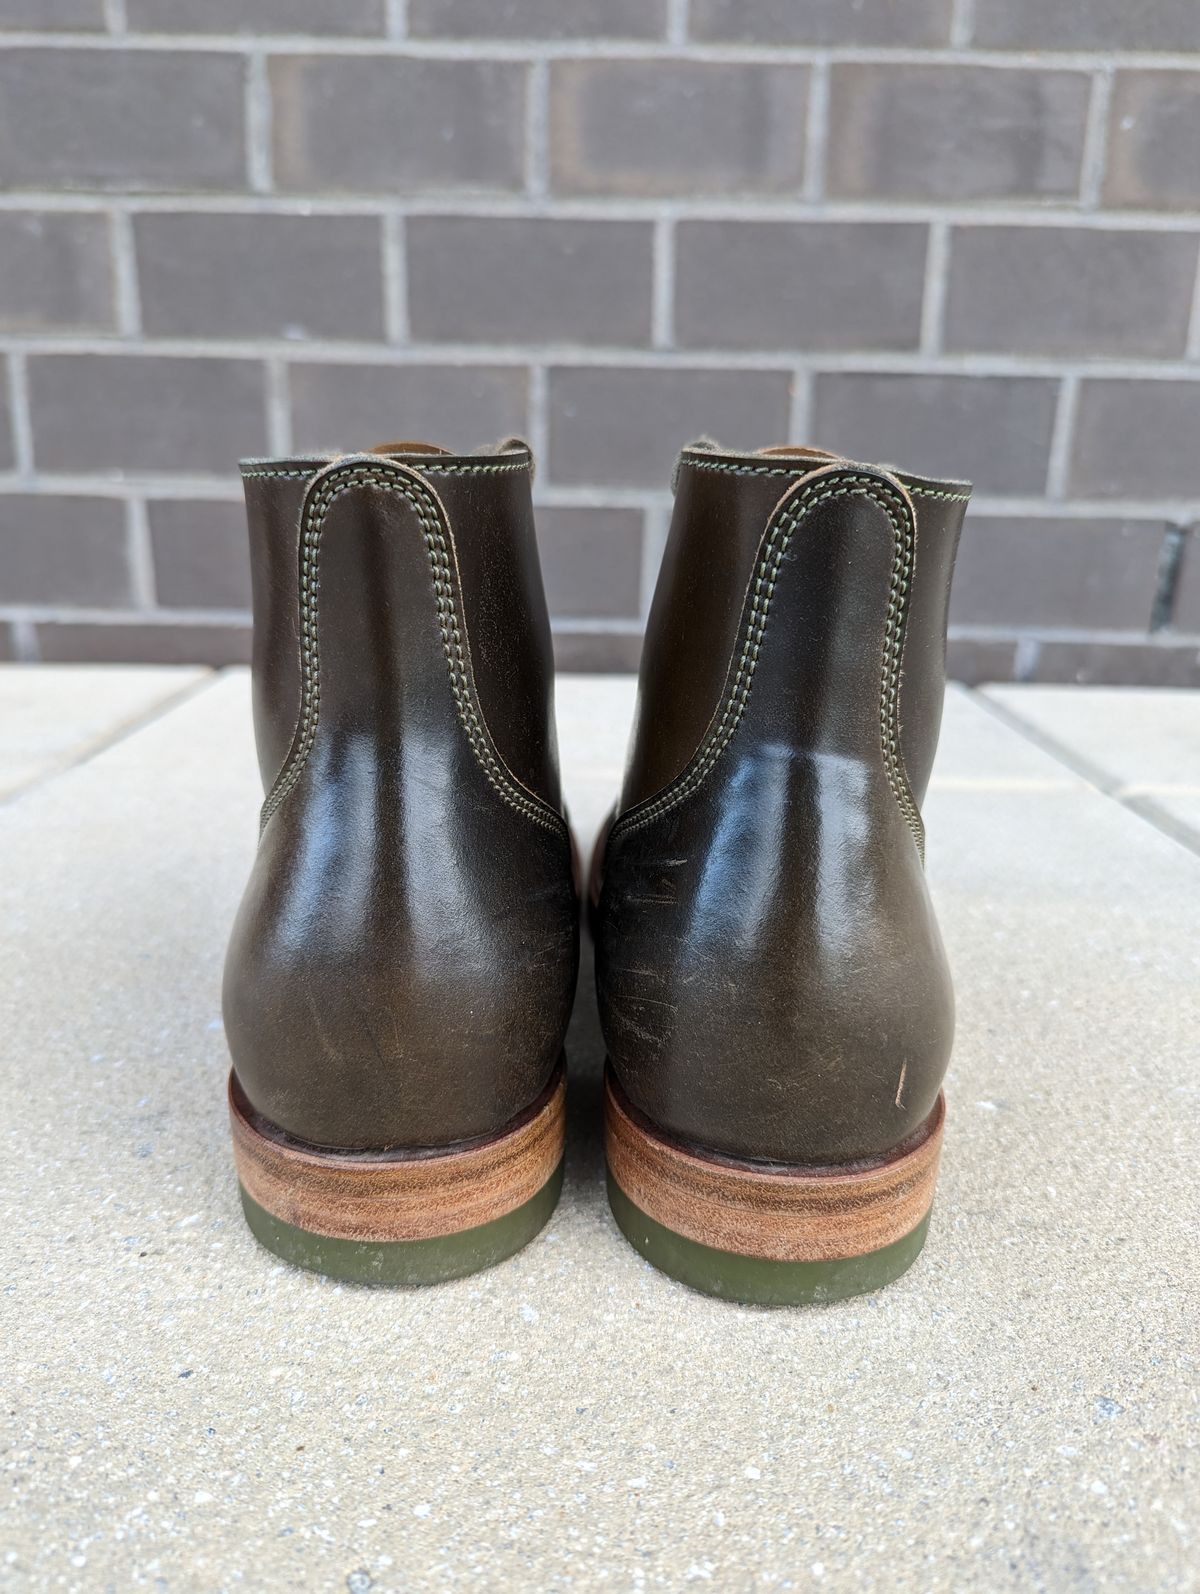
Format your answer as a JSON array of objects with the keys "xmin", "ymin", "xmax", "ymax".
[
  {"xmin": 223, "ymin": 441, "xmax": 578, "ymax": 1283},
  {"xmin": 595, "ymin": 443, "xmax": 971, "ymax": 1305}
]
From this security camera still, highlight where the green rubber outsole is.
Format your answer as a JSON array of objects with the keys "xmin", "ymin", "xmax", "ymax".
[
  {"xmin": 607, "ymin": 1170, "xmax": 932, "ymax": 1306},
  {"xmin": 239, "ymin": 1158, "xmax": 564, "ymax": 1286}
]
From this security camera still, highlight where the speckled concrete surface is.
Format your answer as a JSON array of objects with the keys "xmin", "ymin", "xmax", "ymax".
[
  {"xmin": 984, "ymin": 684, "xmax": 1200, "ymax": 851},
  {"xmin": 1, "ymin": 671, "xmax": 1197, "ymax": 1593},
  {"xmin": 0, "ymin": 664, "xmax": 209, "ymax": 798}
]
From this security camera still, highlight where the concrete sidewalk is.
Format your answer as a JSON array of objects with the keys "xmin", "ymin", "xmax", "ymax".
[{"xmin": 1, "ymin": 667, "xmax": 1197, "ymax": 1593}]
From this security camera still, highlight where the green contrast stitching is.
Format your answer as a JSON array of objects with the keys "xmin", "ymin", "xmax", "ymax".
[
  {"xmin": 241, "ymin": 461, "xmax": 530, "ymax": 481},
  {"xmin": 678, "ymin": 455, "xmax": 971, "ymax": 503},
  {"xmin": 259, "ymin": 462, "xmax": 565, "ymax": 837},
  {"xmin": 611, "ymin": 473, "xmax": 925, "ymax": 855}
]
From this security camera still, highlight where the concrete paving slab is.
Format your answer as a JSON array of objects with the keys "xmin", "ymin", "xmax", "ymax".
[
  {"xmin": 1, "ymin": 672, "xmax": 1197, "ymax": 1593},
  {"xmin": 0, "ymin": 663, "xmax": 210, "ymax": 799},
  {"xmin": 984, "ymin": 684, "xmax": 1200, "ymax": 849}
]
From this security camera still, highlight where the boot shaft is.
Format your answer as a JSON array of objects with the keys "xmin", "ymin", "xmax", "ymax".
[
  {"xmin": 224, "ymin": 443, "xmax": 578, "ymax": 1155},
  {"xmin": 241, "ymin": 441, "xmax": 562, "ymax": 812},
  {"xmin": 597, "ymin": 444, "xmax": 971, "ymax": 1168},
  {"xmin": 622, "ymin": 443, "xmax": 970, "ymax": 830}
]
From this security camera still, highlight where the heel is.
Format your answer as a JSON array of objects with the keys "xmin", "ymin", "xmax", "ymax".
[
  {"xmin": 229, "ymin": 1061, "xmax": 566, "ymax": 1285},
  {"xmin": 604, "ymin": 1067, "xmax": 943, "ymax": 1306}
]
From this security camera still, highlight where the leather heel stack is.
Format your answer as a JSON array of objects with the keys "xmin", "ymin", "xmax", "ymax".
[
  {"xmin": 229, "ymin": 1061, "xmax": 566, "ymax": 1285},
  {"xmin": 604, "ymin": 1069, "xmax": 944, "ymax": 1306}
]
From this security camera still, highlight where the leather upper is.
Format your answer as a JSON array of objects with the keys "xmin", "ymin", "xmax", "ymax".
[
  {"xmin": 224, "ymin": 444, "xmax": 578, "ymax": 1152},
  {"xmin": 595, "ymin": 445, "xmax": 970, "ymax": 1167}
]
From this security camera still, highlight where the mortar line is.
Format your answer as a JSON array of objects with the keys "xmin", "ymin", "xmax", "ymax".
[
  {"xmin": 9, "ymin": 617, "xmax": 39, "ymax": 663},
  {"xmin": 665, "ymin": 0, "xmax": 689, "ymax": 45},
  {"xmin": 101, "ymin": 0, "xmax": 126, "ymax": 33},
  {"xmin": 1186, "ymin": 246, "xmax": 1200, "ymax": 360},
  {"xmin": 919, "ymin": 220, "xmax": 951, "ymax": 356},
  {"xmin": 788, "ymin": 368, "xmax": 813, "ymax": 443},
  {"xmin": 1079, "ymin": 67, "xmax": 1114, "ymax": 210},
  {"xmin": 524, "ymin": 60, "xmax": 550, "ymax": 202},
  {"xmin": 638, "ymin": 500, "xmax": 671, "ymax": 621},
  {"xmin": 125, "ymin": 497, "xmax": 157, "ymax": 609},
  {"xmin": 13, "ymin": 34, "xmax": 1200, "ymax": 68},
  {"xmin": 385, "ymin": 0, "xmax": 408, "ymax": 37},
  {"xmin": 1, "ymin": 474, "xmax": 1197, "ymax": 520},
  {"xmin": 967, "ymin": 686, "xmax": 1200, "ymax": 859},
  {"xmin": 801, "ymin": 56, "xmax": 831, "ymax": 202},
  {"xmin": 948, "ymin": 0, "xmax": 976, "ymax": 47},
  {"xmin": 382, "ymin": 212, "xmax": 409, "ymax": 343},
  {"xmin": 109, "ymin": 207, "xmax": 143, "ymax": 336},
  {"xmin": 4, "ymin": 192, "xmax": 1200, "ymax": 230},
  {"xmin": 651, "ymin": 214, "xmax": 676, "ymax": 349},
  {"xmin": 5, "ymin": 335, "xmax": 1199, "ymax": 382},
  {"xmin": 528, "ymin": 364, "xmax": 549, "ymax": 462},
  {"xmin": 1045, "ymin": 375, "xmax": 1080, "ymax": 499},
  {"xmin": 245, "ymin": 53, "xmax": 273, "ymax": 194},
  {"xmin": 6, "ymin": 354, "xmax": 35, "ymax": 481},
  {"xmin": 265, "ymin": 358, "xmax": 291, "ymax": 455}
]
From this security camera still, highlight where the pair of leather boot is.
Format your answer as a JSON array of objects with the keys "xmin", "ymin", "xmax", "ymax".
[{"xmin": 223, "ymin": 437, "xmax": 970, "ymax": 1305}]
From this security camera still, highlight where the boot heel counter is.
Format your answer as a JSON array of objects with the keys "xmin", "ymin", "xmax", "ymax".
[
  {"xmin": 599, "ymin": 458, "xmax": 967, "ymax": 1167},
  {"xmin": 226, "ymin": 450, "xmax": 577, "ymax": 1154}
]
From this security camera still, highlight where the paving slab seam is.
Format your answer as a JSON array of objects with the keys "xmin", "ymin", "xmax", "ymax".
[
  {"xmin": 968, "ymin": 686, "xmax": 1200, "ymax": 859},
  {"xmin": 0, "ymin": 667, "xmax": 218, "ymax": 807}
]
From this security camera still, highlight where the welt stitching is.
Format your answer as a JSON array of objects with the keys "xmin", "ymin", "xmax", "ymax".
[
  {"xmin": 679, "ymin": 456, "xmax": 971, "ymax": 502},
  {"xmin": 259, "ymin": 463, "xmax": 564, "ymax": 837},
  {"xmin": 611, "ymin": 474, "xmax": 924, "ymax": 854},
  {"xmin": 241, "ymin": 462, "xmax": 531, "ymax": 481}
]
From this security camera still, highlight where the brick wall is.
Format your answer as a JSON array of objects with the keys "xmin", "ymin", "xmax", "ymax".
[{"xmin": 1, "ymin": 1, "xmax": 1199, "ymax": 682}]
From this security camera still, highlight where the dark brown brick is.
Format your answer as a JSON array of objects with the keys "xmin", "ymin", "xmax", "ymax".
[
  {"xmin": 549, "ymin": 60, "xmax": 808, "ymax": 197},
  {"xmin": 1105, "ymin": 72, "xmax": 1200, "ymax": 211},
  {"xmin": 536, "ymin": 507, "xmax": 643, "ymax": 620},
  {"xmin": 973, "ymin": 0, "xmax": 1200, "ymax": 51},
  {"xmin": 135, "ymin": 214, "xmax": 384, "ymax": 340},
  {"xmin": 0, "ymin": 213, "xmax": 114, "ymax": 332},
  {"xmin": 827, "ymin": 64, "xmax": 1089, "ymax": 201},
  {"xmin": 0, "ymin": 0, "xmax": 104, "ymax": 26},
  {"xmin": 0, "ymin": 495, "xmax": 131, "ymax": 606},
  {"xmin": 126, "ymin": 0, "xmax": 384, "ymax": 31},
  {"xmin": 148, "ymin": 500, "xmax": 251, "ymax": 610},
  {"xmin": 0, "ymin": 50, "xmax": 246, "ymax": 192},
  {"xmin": 410, "ymin": 0, "xmax": 665, "ymax": 37},
  {"xmin": 1071, "ymin": 381, "xmax": 1200, "ymax": 500},
  {"xmin": 407, "ymin": 218, "xmax": 653, "ymax": 347},
  {"xmin": 29, "ymin": 356, "xmax": 268, "ymax": 475},
  {"xmin": 675, "ymin": 221, "xmax": 926, "ymax": 352},
  {"xmin": 944, "ymin": 635, "xmax": 1018, "ymax": 685},
  {"xmin": 36, "ymin": 620, "xmax": 252, "ymax": 666},
  {"xmin": 691, "ymin": 0, "xmax": 951, "ymax": 44},
  {"xmin": 552, "ymin": 630, "xmax": 642, "ymax": 672},
  {"xmin": 1024, "ymin": 638, "xmax": 1200, "ymax": 687},
  {"xmin": 951, "ymin": 516, "xmax": 1165, "ymax": 630},
  {"xmin": 547, "ymin": 366, "xmax": 792, "ymax": 489},
  {"xmin": 944, "ymin": 227, "xmax": 1198, "ymax": 359},
  {"xmin": 271, "ymin": 56, "xmax": 525, "ymax": 195},
  {"xmin": 812, "ymin": 373, "xmax": 1058, "ymax": 495},
  {"xmin": 289, "ymin": 363, "xmax": 528, "ymax": 454}
]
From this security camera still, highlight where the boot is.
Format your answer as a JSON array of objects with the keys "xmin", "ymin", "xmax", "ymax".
[
  {"xmin": 223, "ymin": 440, "xmax": 578, "ymax": 1283},
  {"xmin": 594, "ymin": 442, "xmax": 971, "ymax": 1305}
]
